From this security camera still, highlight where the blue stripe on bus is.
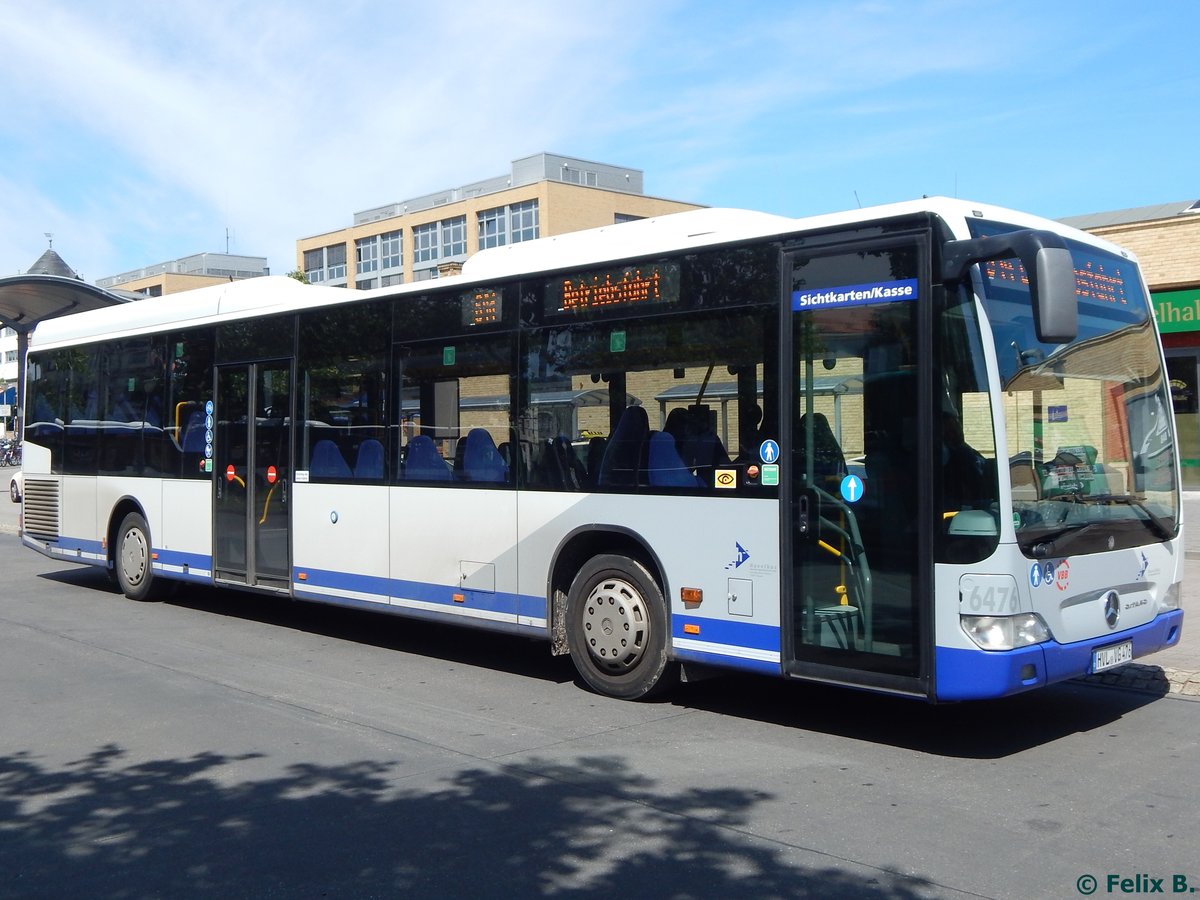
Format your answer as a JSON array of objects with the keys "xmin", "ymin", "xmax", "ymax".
[
  {"xmin": 292, "ymin": 565, "xmax": 546, "ymax": 620},
  {"xmin": 52, "ymin": 536, "xmax": 105, "ymax": 557},
  {"xmin": 671, "ymin": 645, "xmax": 783, "ymax": 676},
  {"xmin": 152, "ymin": 548, "xmax": 214, "ymax": 580},
  {"xmin": 935, "ymin": 609, "xmax": 1184, "ymax": 701},
  {"xmin": 672, "ymin": 616, "xmax": 781, "ymax": 652}
]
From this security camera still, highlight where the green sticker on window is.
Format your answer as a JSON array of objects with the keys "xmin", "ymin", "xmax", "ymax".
[
  {"xmin": 443, "ymin": 346, "xmax": 456, "ymax": 366},
  {"xmin": 610, "ymin": 331, "xmax": 626, "ymax": 353}
]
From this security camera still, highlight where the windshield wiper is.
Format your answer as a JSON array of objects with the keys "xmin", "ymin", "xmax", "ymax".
[
  {"xmin": 1026, "ymin": 521, "xmax": 1108, "ymax": 558},
  {"xmin": 1056, "ymin": 492, "xmax": 1174, "ymax": 542},
  {"xmin": 1085, "ymin": 493, "xmax": 1174, "ymax": 541}
]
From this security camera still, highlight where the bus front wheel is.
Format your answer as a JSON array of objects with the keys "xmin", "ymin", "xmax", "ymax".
[
  {"xmin": 566, "ymin": 554, "xmax": 676, "ymax": 700},
  {"xmin": 114, "ymin": 512, "xmax": 160, "ymax": 602}
]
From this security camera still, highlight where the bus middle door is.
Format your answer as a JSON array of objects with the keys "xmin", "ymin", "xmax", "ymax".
[{"xmin": 213, "ymin": 360, "xmax": 293, "ymax": 590}]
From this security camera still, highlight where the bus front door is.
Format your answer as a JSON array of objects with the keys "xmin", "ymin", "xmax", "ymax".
[
  {"xmin": 213, "ymin": 361, "xmax": 292, "ymax": 590},
  {"xmin": 786, "ymin": 237, "xmax": 931, "ymax": 692}
]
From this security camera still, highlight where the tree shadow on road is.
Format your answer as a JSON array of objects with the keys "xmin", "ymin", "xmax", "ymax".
[{"xmin": 0, "ymin": 745, "xmax": 944, "ymax": 898}]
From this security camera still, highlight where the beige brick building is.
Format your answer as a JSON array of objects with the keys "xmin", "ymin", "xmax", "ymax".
[
  {"xmin": 96, "ymin": 252, "xmax": 270, "ymax": 298},
  {"xmin": 295, "ymin": 153, "xmax": 702, "ymax": 289},
  {"xmin": 1063, "ymin": 201, "xmax": 1200, "ymax": 486}
]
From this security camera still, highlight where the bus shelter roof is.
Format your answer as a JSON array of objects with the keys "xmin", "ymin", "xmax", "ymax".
[{"xmin": 0, "ymin": 274, "xmax": 131, "ymax": 333}]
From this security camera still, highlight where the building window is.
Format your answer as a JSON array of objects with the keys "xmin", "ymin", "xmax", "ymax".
[
  {"xmin": 356, "ymin": 236, "xmax": 379, "ymax": 275},
  {"xmin": 511, "ymin": 200, "xmax": 539, "ymax": 243},
  {"xmin": 326, "ymin": 244, "xmax": 347, "ymax": 281},
  {"xmin": 614, "ymin": 213, "xmax": 644, "ymax": 224},
  {"xmin": 381, "ymin": 273, "xmax": 404, "ymax": 287},
  {"xmin": 356, "ymin": 278, "xmax": 377, "ymax": 290},
  {"xmin": 303, "ymin": 248, "xmax": 324, "ymax": 283},
  {"xmin": 561, "ymin": 166, "xmax": 598, "ymax": 187},
  {"xmin": 478, "ymin": 207, "xmax": 506, "ymax": 249},
  {"xmin": 413, "ymin": 268, "xmax": 438, "ymax": 282},
  {"xmin": 381, "ymin": 230, "xmax": 402, "ymax": 270},
  {"xmin": 442, "ymin": 216, "xmax": 466, "ymax": 257},
  {"xmin": 414, "ymin": 222, "xmax": 438, "ymax": 264}
]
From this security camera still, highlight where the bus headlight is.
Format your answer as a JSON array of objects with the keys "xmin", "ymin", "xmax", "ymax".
[
  {"xmin": 961, "ymin": 613, "xmax": 1051, "ymax": 651},
  {"xmin": 1161, "ymin": 581, "xmax": 1182, "ymax": 611}
]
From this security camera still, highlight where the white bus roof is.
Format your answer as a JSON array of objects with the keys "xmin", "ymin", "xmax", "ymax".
[{"xmin": 30, "ymin": 198, "xmax": 1134, "ymax": 351}]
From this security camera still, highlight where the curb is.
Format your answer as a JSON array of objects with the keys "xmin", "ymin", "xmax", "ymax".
[{"xmin": 1079, "ymin": 663, "xmax": 1200, "ymax": 699}]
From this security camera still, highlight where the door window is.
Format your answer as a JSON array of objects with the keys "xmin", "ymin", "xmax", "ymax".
[{"xmin": 789, "ymin": 241, "xmax": 924, "ymax": 678}]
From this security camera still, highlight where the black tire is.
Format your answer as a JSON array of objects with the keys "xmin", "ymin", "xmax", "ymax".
[
  {"xmin": 566, "ymin": 554, "xmax": 677, "ymax": 700},
  {"xmin": 9, "ymin": 479, "xmax": 18, "ymax": 503},
  {"xmin": 114, "ymin": 512, "xmax": 161, "ymax": 602}
]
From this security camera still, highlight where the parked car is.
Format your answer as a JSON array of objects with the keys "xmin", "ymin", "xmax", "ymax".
[{"xmin": 9, "ymin": 469, "xmax": 21, "ymax": 503}]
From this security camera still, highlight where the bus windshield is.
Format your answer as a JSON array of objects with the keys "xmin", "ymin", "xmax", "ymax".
[{"xmin": 970, "ymin": 219, "xmax": 1179, "ymax": 556}]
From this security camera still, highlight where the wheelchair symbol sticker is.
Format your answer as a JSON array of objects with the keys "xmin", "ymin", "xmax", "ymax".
[
  {"xmin": 840, "ymin": 474, "xmax": 864, "ymax": 503},
  {"xmin": 759, "ymin": 440, "xmax": 780, "ymax": 464}
]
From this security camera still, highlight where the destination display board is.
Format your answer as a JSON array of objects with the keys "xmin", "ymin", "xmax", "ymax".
[
  {"xmin": 462, "ymin": 287, "xmax": 502, "ymax": 327},
  {"xmin": 545, "ymin": 262, "xmax": 681, "ymax": 317}
]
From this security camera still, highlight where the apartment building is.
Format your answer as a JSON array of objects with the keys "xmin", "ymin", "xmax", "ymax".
[
  {"xmin": 96, "ymin": 252, "xmax": 269, "ymax": 297},
  {"xmin": 296, "ymin": 153, "xmax": 703, "ymax": 289}
]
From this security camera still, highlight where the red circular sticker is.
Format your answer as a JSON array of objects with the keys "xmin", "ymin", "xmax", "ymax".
[
  {"xmin": 267, "ymin": 465, "xmax": 278, "ymax": 484},
  {"xmin": 225, "ymin": 465, "xmax": 236, "ymax": 482},
  {"xmin": 1055, "ymin": 558, "xmax": 1070, "ymax": 592}
]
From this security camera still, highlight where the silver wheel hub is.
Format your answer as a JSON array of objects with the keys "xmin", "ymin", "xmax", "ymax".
[
  {"xmin": 121, "ymin": 529, "xmax": 148, "ymax": 587},
  {"xmin": 582, "ymin": 577, "xmax": 648, "ymax": 672}
]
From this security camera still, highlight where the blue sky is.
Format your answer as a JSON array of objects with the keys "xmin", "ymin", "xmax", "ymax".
[{"xmin": 1, "ymin": 0, "xmax": 1196, "ymax": 283}]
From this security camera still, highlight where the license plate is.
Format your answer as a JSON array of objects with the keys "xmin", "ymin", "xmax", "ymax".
[{"xmin": 1092, "ymin": 640, "xmax": 1133, "ymax": 673}]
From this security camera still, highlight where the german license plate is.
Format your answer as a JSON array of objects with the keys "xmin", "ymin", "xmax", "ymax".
[{"xmin": 1092, "ymin": 640, "xmax": 1133, "ymax": 673}]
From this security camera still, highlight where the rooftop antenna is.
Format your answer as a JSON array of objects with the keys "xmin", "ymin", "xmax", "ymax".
[
  {"xmin": 44, "ymin": 232, "xmax": 53, "ymax": 248},
  {"xmin": 853, "ymin": 191, "xmax": 862, "ymax": 209},
  {"xmin": 225, "ymin": 227, "xmax": 230, "ymax": 254}
]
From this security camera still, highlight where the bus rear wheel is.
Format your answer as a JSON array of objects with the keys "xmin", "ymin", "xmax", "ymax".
[
  {"xmin": 114, "ymin": 512, "xmax": 161, "ymax": 602},
  {"xmin": 567, "ymin": 554, "xmax": 676, "ymax": 700}
]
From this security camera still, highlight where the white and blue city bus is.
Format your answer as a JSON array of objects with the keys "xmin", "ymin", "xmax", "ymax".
[{"xmin": 18, "ymin": 198, "xmax": 1184, "ymax": 701}]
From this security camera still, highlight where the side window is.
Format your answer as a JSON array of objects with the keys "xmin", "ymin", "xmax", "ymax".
[
  {"xmin": 61, "ymin": 345, "xmax": 101, "ymax": 475},
  {"xmin": 25, "ymin": 350, "xmax": 71, "ymax": 473},
  {"xmin": 163, "ymin": 328, "xmax": 215, "ymax": 479},
  {"xmin": 96, "ymin": 336, "xmax": 169, "ymax": 477},
  {"xmin": 521, "ymin": 308, "xmax": 777, "ymax": 493},
  {"xmin": 396, "ymin": 335, "xmax": 513, "ymax": 486},
  {"xmin": 298, "ymin": 301, "xmax": 390, "ymax": 482}
]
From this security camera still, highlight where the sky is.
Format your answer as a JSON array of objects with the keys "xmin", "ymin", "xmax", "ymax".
[{"xmin": 1, "ymin": 0, "xmax": 1197, "ymax": 283}]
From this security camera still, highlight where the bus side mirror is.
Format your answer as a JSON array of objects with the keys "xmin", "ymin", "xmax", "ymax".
[{"xmin": 942, "ymin": 229, "xmax": 1078, "ymax": 344}]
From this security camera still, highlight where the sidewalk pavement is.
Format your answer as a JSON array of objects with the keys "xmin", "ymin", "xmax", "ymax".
[{"xmin": 0, "ymin": 469, "xmax": 1195, "ymax": 697}]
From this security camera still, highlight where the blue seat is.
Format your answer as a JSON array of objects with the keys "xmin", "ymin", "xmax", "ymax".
[
  {"xmin": 462, "ymin": 428, "xmax": 507, "ymax": 483},
  {"xmin": 647, "ymin": 431, "xmax": 702, "ymax": 487},
  {"xmin": 310, "ymin": 439, "xmax": 352, "ymax": 479},
  {"xmin": 598, "ymin": 406, "xmax": 648, "ymax": 487},
  {"xmin": 354, "ymin": 439, "xmax": 385, "ymax": 480},
  {"xmin": 181, "ymin": 409, "xmax": 207, "ymax": 453},
  {"xmin": 404, "ymin": 435, "xmax": 451, "ymax": 481}
]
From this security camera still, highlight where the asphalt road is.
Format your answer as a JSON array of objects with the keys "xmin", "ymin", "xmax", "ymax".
[{"xmin": 1, "ymin": 531, "xmax": 1197, "ymax": 899}]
